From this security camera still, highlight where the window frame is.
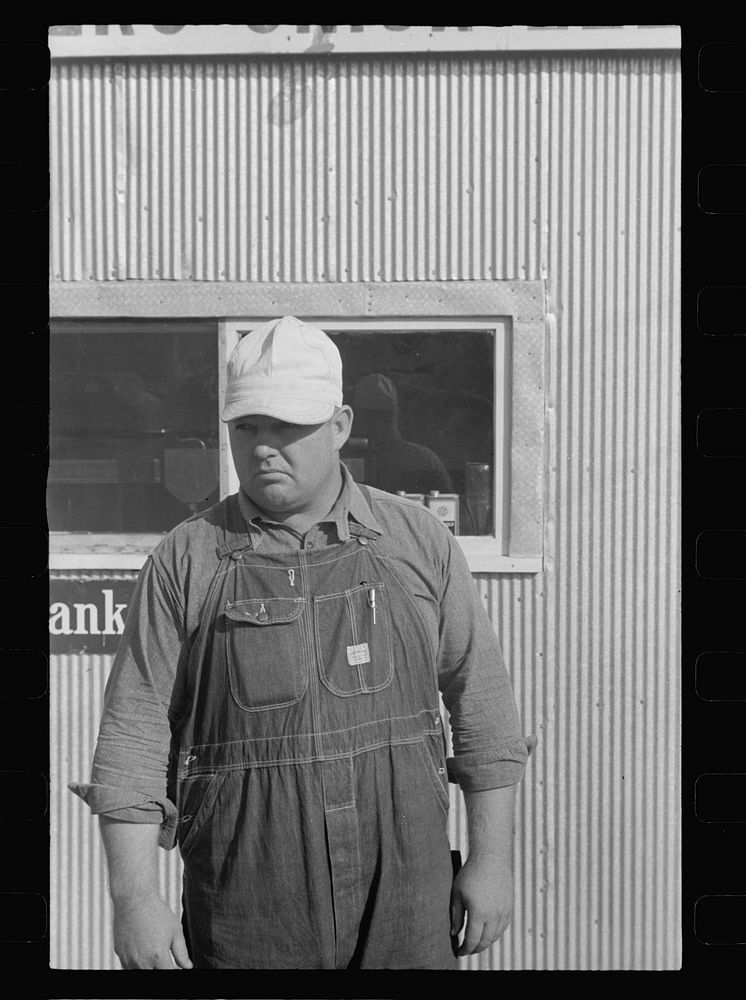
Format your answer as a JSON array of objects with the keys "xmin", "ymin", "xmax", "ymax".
[
  {"xmin": 221, "ymin": 317, "xmax": 512, "ymax": 567},
  {"xmin": 49, "ymin": 280, "xmax": 546, "ymax": 573}
]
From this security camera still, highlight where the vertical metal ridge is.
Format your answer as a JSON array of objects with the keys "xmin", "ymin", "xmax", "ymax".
[
  {"xmin": 666, "ymin": 55, "xmax": 682, "ymax": 971},
  {"xmin": 342, "ymin": 59, "xmax": 354, "ymax": 281},
  {"xmin": 50, "ymin": 62, "xmax": 60, "ymax": 278},
  {"xmin": 52, "ymin": 649, "xmax": 184, "ymax": 969},
  {"xmin": 166, "ymin": 60, "xmax": 178, "ymax": 280},
  {"xmin": 87, "ymin": 64, "xmax": 99, "ymax": 278},
  {"xmin": 67, "ymin": 62, "xmax": 81, "ymax": 279}
]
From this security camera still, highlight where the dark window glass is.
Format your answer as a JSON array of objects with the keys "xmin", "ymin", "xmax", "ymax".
[
  {"xmin": 49, "ymin": 322, "xmax": 219, "ymax": 533},
  {"xmin": 331, "ymin": 329, "xmax": 495, "ymax": 535}
]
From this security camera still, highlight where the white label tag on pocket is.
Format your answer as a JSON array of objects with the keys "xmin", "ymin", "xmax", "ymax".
[{"xmin": 347, "ymin": 642, "xmax": 371, "ymax": 665}]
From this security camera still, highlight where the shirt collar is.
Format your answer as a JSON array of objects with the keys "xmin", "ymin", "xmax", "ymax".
[{"xmin": 237, "ymin": 462, "xmax": 383, "ymax": 542}]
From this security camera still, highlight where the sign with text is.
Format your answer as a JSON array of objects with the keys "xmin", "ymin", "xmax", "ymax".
[
  {"xmin": 49, "ymin": 24, "xmax": 681, "ymax": 59},
  {"xmin": 49, "ymin": 579, "xmax": 136, "ymax": 654}
]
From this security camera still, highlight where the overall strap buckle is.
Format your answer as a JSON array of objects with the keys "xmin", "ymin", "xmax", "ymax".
[
  {"xmin": 214, "ymin": 493, "xmax": 255, "ymax": 559},
  {"xmin": 216, "ymin": 538, "xmax": 254, "ymax": 560},
  {"xmin": 348, "ymin": 523, "xmax": 379, "ymax": 541}
]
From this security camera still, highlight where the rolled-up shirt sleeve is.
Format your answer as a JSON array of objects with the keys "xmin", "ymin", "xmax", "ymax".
[
  {"xmin": 436, "ymin": 531, "xmax": 537, "ymax": 791},
  {"xmin": 68, "ymin": 554, "xmax": 185, "ymax": 849}
]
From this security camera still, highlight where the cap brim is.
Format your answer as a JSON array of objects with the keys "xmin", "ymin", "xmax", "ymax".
[{"xmin": 222, "ymin": 397, "xmax": 337, "ymax": 425}]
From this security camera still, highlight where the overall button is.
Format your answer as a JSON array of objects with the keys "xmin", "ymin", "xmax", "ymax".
[{"xmin": 305, "ymin": 540, "xmax": 315, "ymax": 549}]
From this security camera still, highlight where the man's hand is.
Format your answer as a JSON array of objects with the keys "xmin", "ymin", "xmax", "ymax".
[
  {"xmin": 99, "ymin": 817, "xmax": 191, "ymax": 969},
  {"xmin": 452, "ymin": 785, "xmax": 517, "ymax": 957},
  {"xmin": 450, "ymin": 853, "xmax": 514, "ymax": 956},
  {"xmin": 112, "ymin": 892, "xmax": 193, "ymax": 969}
]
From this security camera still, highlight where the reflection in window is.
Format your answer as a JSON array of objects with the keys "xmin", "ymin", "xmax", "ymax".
[
  {"xmin": 49, "ymin": 322, "xmax": 219, "ymax": 533},
  {"xmin": 332, "ymin": 330, "xmax": 495, "ymax": 535}
]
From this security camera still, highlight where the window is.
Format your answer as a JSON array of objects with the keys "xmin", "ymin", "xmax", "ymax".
[{"xmin": 49, "ymin": 320, "xmax": 219, "ymax": 534}]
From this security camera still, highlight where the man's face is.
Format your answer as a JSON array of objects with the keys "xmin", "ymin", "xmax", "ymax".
[{"xmin": 228, "ymin": 410, "xmax": 351, "ymax": 515}]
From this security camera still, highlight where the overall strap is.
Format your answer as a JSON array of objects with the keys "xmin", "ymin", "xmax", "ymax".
[
  {"xmin": 214, "ymin": 492, "xmax": 256, "ymax": 559},
  {"xmin": 357, "ymin": 483, "xmax": 373, "ymax": 506},
  {"xmin": 349, "ymin": 483, "xmax": 380, "ymax": 541},
  {"xmin": 358, "ymin": 481, "xmax": 449, "ymax": 763},
  {"xmin": 176, "ymin": 498, "xmax": 251, "ymax": 769},
  {"xmin": 193, "ymin": 495, "xmax": 253, "ymax": 637}
]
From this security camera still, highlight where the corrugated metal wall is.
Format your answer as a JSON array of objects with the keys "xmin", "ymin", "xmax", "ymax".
[
  {"xmin": 50, "ymin": 52, "xmax": 681, "ymax": 969},
  {"xmin": 50, "ymin": 578, "xmax": 184, "ymax": 971}
]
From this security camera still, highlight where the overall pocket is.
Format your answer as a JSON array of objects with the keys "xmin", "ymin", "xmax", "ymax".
[
  {"xmin": 177, "ymin": 770, "xmax": 227, "ymax": 862},
  {"xmin": 224, "ymin": 597, "xmax": 307, "ymax": 710},
  {"xmin": 314, "ymin": 580, "xmax": 394, "ymax": 696}
]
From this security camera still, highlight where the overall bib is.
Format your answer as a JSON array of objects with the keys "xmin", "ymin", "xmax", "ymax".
[{"xmin": 173, "ymin": 494, "xmax": 457, "ymax": 969}]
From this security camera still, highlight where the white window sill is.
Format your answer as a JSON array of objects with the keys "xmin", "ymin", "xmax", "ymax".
[
  {"xmin": 456, "ymin": 536, "xmax": 542, "ymax": 573},
  {"xmin": 49, "ymin": 534, "xmax": 166, "ymax": 570},
  {"xmin": 49, "ymin": 533, "xmax": 542, "ymax": 574}
]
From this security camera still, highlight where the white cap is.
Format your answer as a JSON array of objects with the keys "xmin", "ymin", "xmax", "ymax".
[{"xmin": 222, "ymin": 315, "xmax": 343, "ymax": 424}]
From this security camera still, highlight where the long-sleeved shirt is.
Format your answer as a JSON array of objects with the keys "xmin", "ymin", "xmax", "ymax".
[{"xmin": 70, "ymin": 464, "xmax": 535, "ymax": 848}]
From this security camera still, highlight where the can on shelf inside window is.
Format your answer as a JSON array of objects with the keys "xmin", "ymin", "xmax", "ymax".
[{"xmin": 425, "ymin": 491, "xmax": 460, "ymax": 534}]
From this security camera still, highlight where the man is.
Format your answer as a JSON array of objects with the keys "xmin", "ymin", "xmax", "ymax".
[
  {"xmin": 70, "ymin": 315, "xmax": 535, "ymax": 970},
  {"xmin": 351, "ymin": 372, "xmax": 454, "ymax": 495}
]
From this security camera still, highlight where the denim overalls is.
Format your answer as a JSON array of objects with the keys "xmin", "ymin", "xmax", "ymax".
[{"xmin": 172, "ymin": 494, "xmax": 457, "ymax": 969}]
